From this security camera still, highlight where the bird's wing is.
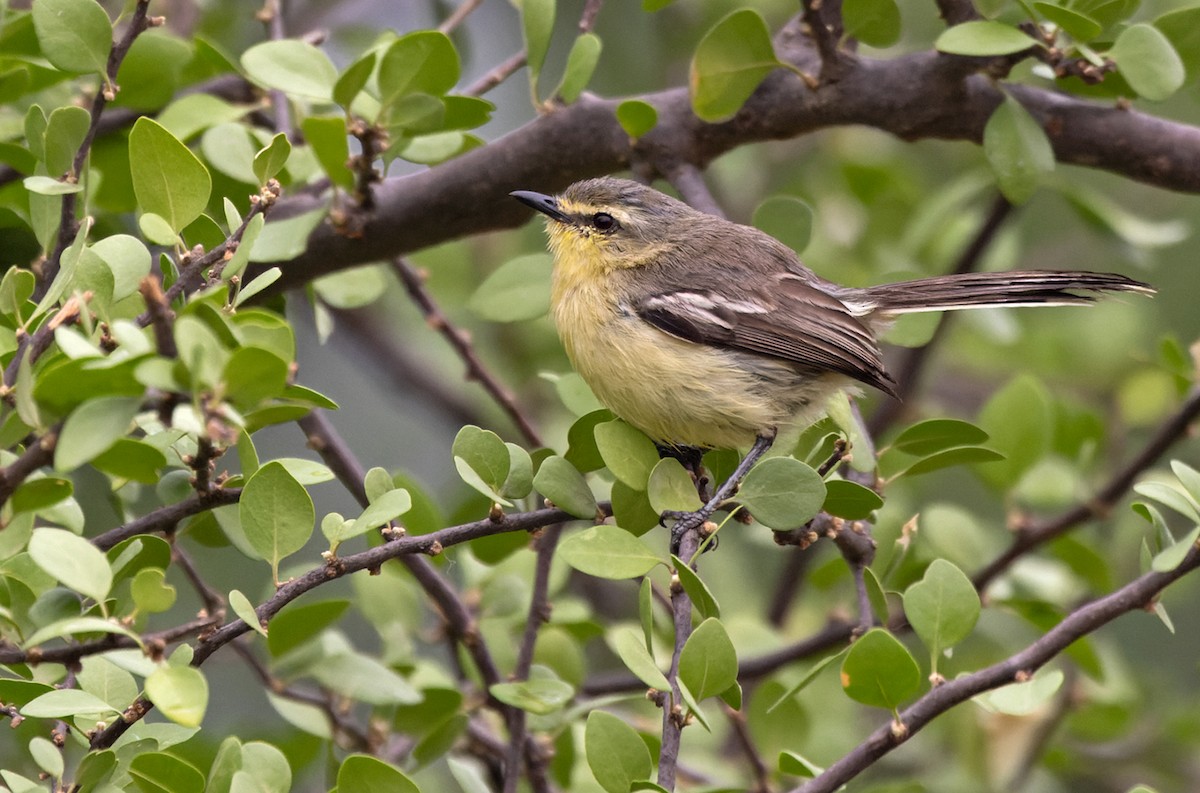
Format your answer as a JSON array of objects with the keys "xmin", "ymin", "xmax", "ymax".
[{"xmin": 632, "ymin": 273, "xmax": 898, "ymax": 397}]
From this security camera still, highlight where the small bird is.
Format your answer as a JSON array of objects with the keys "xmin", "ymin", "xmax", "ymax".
[{"xmin": 512, "ymin": 177, "xmax": 1153, "ymax": 546}]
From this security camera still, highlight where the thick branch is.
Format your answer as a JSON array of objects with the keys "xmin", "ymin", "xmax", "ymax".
[{"xmin": 257, "ymin": 41, "xmax": 1200, "ymax": 295}]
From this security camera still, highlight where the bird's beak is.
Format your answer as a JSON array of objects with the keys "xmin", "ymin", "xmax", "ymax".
[{"xmin": 511, "ymin": 190, "xmax": 571, "ymax": 224}]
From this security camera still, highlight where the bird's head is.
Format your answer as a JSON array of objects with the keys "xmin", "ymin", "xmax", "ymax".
[{"xmin": 511, "ymin": 177, "xmax": 691, "ymax": 272}]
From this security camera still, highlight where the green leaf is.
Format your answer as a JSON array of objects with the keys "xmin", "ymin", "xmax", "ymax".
[
  {"xmin": 585, "ymin": 711, "xmax": 653, "ymax": 793},
  {"xmin": 739, "ymin": 457, "xmax": 826, "ymax": 530},
  {"xmin": 557, "ymin": 34, "xmax": 602, "ymax": 103},
  {"xmin": 91, "ymin": 235, "xmax": 151, "ymax": 301},
  {"xmin": 1034, "ymin": 3, "xmax": 1102, "ymax": 41},
  {"xmin": 200, "ymin": 121, "xmax": 257, "ymax": 183},
  {"xmin": 29, "ymin": 736, "xmax": 63, "ymax": 778},
  {"xmin": 11, "ymin": 477, "xmax": 73, "ymax": 513},
  {"xmin": 891, "ymin": 418, "xmax": 990, "ymax": 456},
  {"xmin": 935, "ymin": 21, "xmax": 1040, "ymax": 56},
  {"xmin": 903, "ymin": 559, "xmax": 980, "ymax": 668},
  {"xmin": 453, "ymin": 425, "xmax": 511, "ymax": 502},
  {"xmin": 522, "ymin": 0, "xmax": 556, "ymax": 80},
  {"xmin": 1134, "ymin": 480, "xmax": 1200, "ymax": 523},
  {"xmin": 130, "ymin": 567, "xmax": 177, "ymax": 613},
  {"xmin": 610, "ymin": 629, "xmax": 671, "ymax": 690},
  {"xmin": 253, "ymin": 132, "xmax": 291, "ymax": 184},
  {"xmin": 1151, "ymin": 525, "xmax": 1200, "ymax": 572},
  {"xmin": 843, "ymin": 0, "xmax": 902, "ymax": 48},
  {"xmin": 893, "ymin": 446, "xmax": 1006, "ymax": 478},
  {"xmin": 534, "ymin": 455, "xmax": 598, "ymax": 518},
  {"xmin": 28, "ymin": 527, "xmax": 112, "ymax": 603},
  {"xmin": 840, "ymin": 628, "xmax": 921, "ymax": 710},
  {"xmin": 673, "ymin": 555, "xmax": 720, "ymax": 619},
  {"xmin": 267, "ymin": 599, "xmax": 350, "ymax": 657},
  {"xmin": 647, "ymin": 458, "xmax": 703, "ymax": 514},
  {"xmin": 974, "ymin": 668, "xmax": 1064, "ymax": 715},
  {"xmin": 128, "ymin": 752, "xmax": 205, "ymax": 793},
  {"xmin": 54, "ymin": 395, "xmax": 141, "ymax": 472},
  {"xmin": 23, "ymin": 617, "xmax": 141, "ymax": 650},
  {"xmin": 235, "ymin": 267, "xmax": 282, "ymax": 306},
  {"xmin": 22, "ymin": 175, "xmax": 83, "ymax": 195},
  {"xmin": 1156, "ymin": 7, "xmax": 1200, "ymax": 83},
  {"xmin": 240, "ymin": 461, "xmax": 315, "ymax": 581},
  {"xmin": 32, "ymin": 0, "xmax": 112, "ymax": 75},
  {"xmin": 779, "ymin": 750, "xmax": 824, "ymax": 778},
  {"xmin": 770, "ymin": 649, "xmax": 848, "ymax": 707},
  {"xmin": 333, "ymin": 51, "xmax": 377, "ymax": 108},
  {"xmin": 490, "ymin": 667, "xmax": 574, "ymax": 715},
  {"xmin": 503, "ymin": 443, "xmax": 534, "ymax": 500},
  {"xmin": 615, "ymin": 100, "xmax": 658, "ymax": 138},
  {"xmin": 354, "ymin": 489, "xmax": 412, "ymax": 533},
  {"xmin": 240, "ymin": 40, "xmax": 337, "ymax": 101},
  {"xmin": 1109, "ymin": 23, "xmax": 1185, "ymax": 101},
  {"xmin": 129, "ymin": 118, "xmax": 212, "ymax": 233},
  {"xmin": 558, "ymin": 525, "xmax": 664, "ymax": 579},
  {"xmin": 984, "ymin": 94, "xmax": 1055, "ymax": 205},
  {"xmin": 144, "ymin": 665, "xmax": 208, "ymax": 728},
  {"xmin": 300, "ymin": 115, "xmax": 353, "ymax": 191},
  {"xmin": 753, "ymin": 195, "xmax": 813, "ymax": 255},
  {"xmin": 689, "ymin": 9, "xmax": 782, "ymax": 122},
  {"xmin": 22, "ymin": 689, "xmax": 119, "ymax": 719},
  {"xmin": 595, "ymin": 420, "xmax": 660, "ymax": 490},
  {"xmin": 378, "ymin": 31, "xmax": 460, "ymax": 102},
  {"xmin": 978, "ymin": 374, "xmax": 1052, "ymax": 488},
  {"xmin": 678, "ymin": 617, "xmax": 738, "ymax": 700},
  {"xmin": 44, "ymin": 105, "xmax": 90, "ymax": 176},
  {"xmin": 822, "ymin": 479, "xmax": 884, "ymax": 520},
  {"xmin": 336, "ymin": 755, "xmax": 420, "ymax": 793},
  {"xmin": 468, "ymin": 254, "xmax": 553, "ymax": 322},
  {"xmin": 229, "ymin": 589, "xmax": 267, "ymax": 637}
]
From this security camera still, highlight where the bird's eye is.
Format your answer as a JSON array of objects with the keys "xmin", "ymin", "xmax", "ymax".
[{"xmin": 591, "ymin": 212, "xmax": 618, "ymax": 232}]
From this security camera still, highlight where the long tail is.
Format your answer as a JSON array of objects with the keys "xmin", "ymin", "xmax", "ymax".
[{"xmin": 852, "ymin": 270, "xmax": 1154, "ymax": 316}]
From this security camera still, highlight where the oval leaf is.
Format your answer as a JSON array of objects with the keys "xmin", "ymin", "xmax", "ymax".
[
  {"xmin": 28, "ymin": 527, "xmax": 112, "ymax": 603},
  {"xmin": 840, "ymin": 628, "xmax": 921, "ymax": 710},
  {"xmin": 558, "ymin": 525, "xmax": 664, "ymax": 579},
  {"xmin": 689, "ymin": 9, "xmax": 781, "ymax": 122},
  {"xmin": 240, "ymin": 461, "xmax": 315, "ymax": 580},
  {"xmin": 739, "ymin": 457, "xmax": 826, "ymax": 529},
  {"xmin": 144, "ymin": 665, "xmax": 208, "ymax": 728},
  {"xmin": 129, "ymin": 118, "xmax": 212, "ymax": 233},
  {"xmin": 936, "ymin": 21, "xmax": 1040, "ymax": 56}
]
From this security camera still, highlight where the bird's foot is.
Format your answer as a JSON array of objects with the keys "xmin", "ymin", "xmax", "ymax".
[{"xmin": 665, "ymin": 509, "xmax": 717, "ymax": 556}]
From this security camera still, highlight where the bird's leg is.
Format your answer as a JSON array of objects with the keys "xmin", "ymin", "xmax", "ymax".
[{"xmin": 666, "ymin": 433, "xmax": 776, "ymax": 555}]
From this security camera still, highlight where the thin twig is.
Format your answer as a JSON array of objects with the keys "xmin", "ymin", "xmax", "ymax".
[
  {"xmin": 974, "ymin": 385, "xmax": 1200, "ymax": 591},
  {"xmin": 88, "ymin": 499, "xmax": 598, "ymax": 749},
  {"xmin": 723, "ymin": 703, "xmax": 773, "ymax": 793},
  {"xmin": 800, "ymin": 0, "xmax": 841, "ymax": 80},
  {"xmin": 258, "ymin": 0, "xmax": 295, "ymax": 139},
  {"xmin": 392, "ymin": 258, "xmax": 543, "ymax": 447},
  {"xmin": 171, "ymin": 544, "xmax": 225, "ymax": 617},
  {"xmin": 153, "ymin": 180, "xmax": 281, "ymax": 309},
  {"xmin": 92, "ymin": 488, "xmax": 242, "ymax": 551},
  {"xmin": 0, "ymin": 425, "xmax": 59, "ymax": 506},
  {"xmin": 2, "ymin": 294, "xmax": 88, "ymax": 388},
  {"xmin": 439, "ymin": 0, "xmax": 485, "ymax": 34},
  {"xmin": 666, "ymin": 165, "xmax": 726, "ymax": 219},
  {"xmin": 578, "ymin": 0, "xmax": 604, "ymax": 33},
  {"xmin": 657, "ymin": 530, "xmax": 701, "ymax": 791},
  {"xmin": 502, "ymin": 525, "xmax": 562, "ymax": 793},
  {"xmin": 935, "ymin": 0, "xmax": 980, "ymax": 25},
  {"xmin": 793, "ymin": 548, "xmax": 1200, "ymax": 793},
  {"xmin": 231, "ymin": 640, "xmax": 372, "ymax": 751},
  {"xmin": 0, "ymin": 614, "xmax": 219, "ymax": 665},
  {"xmin": 466, "ymin": 51, "xmax": 528, "ymax": 97}
]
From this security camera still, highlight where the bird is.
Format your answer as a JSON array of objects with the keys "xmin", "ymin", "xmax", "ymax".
[{"xmin": 511, "ymin": 177, "xmax": 1154, "ymax": 548}]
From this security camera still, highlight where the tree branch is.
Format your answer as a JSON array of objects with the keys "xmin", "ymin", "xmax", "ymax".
[
  {"xmin": 657, "ymin": 530, "xmax": 701, "ymax": 791},
  {"xmin": 792, "ymin": 548, "xmax": 1200, "ymax": 793},
  {"xmin": 392, "ymin": 258, "xmax": 543, "ymax": 447},
  {"xmin": 973, "ymin": 384, "xmax": 1200, "ymax": 591},
  {"xmin": 256, "ymin": 37, "xmax": 1200, "ymax": 296}
]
